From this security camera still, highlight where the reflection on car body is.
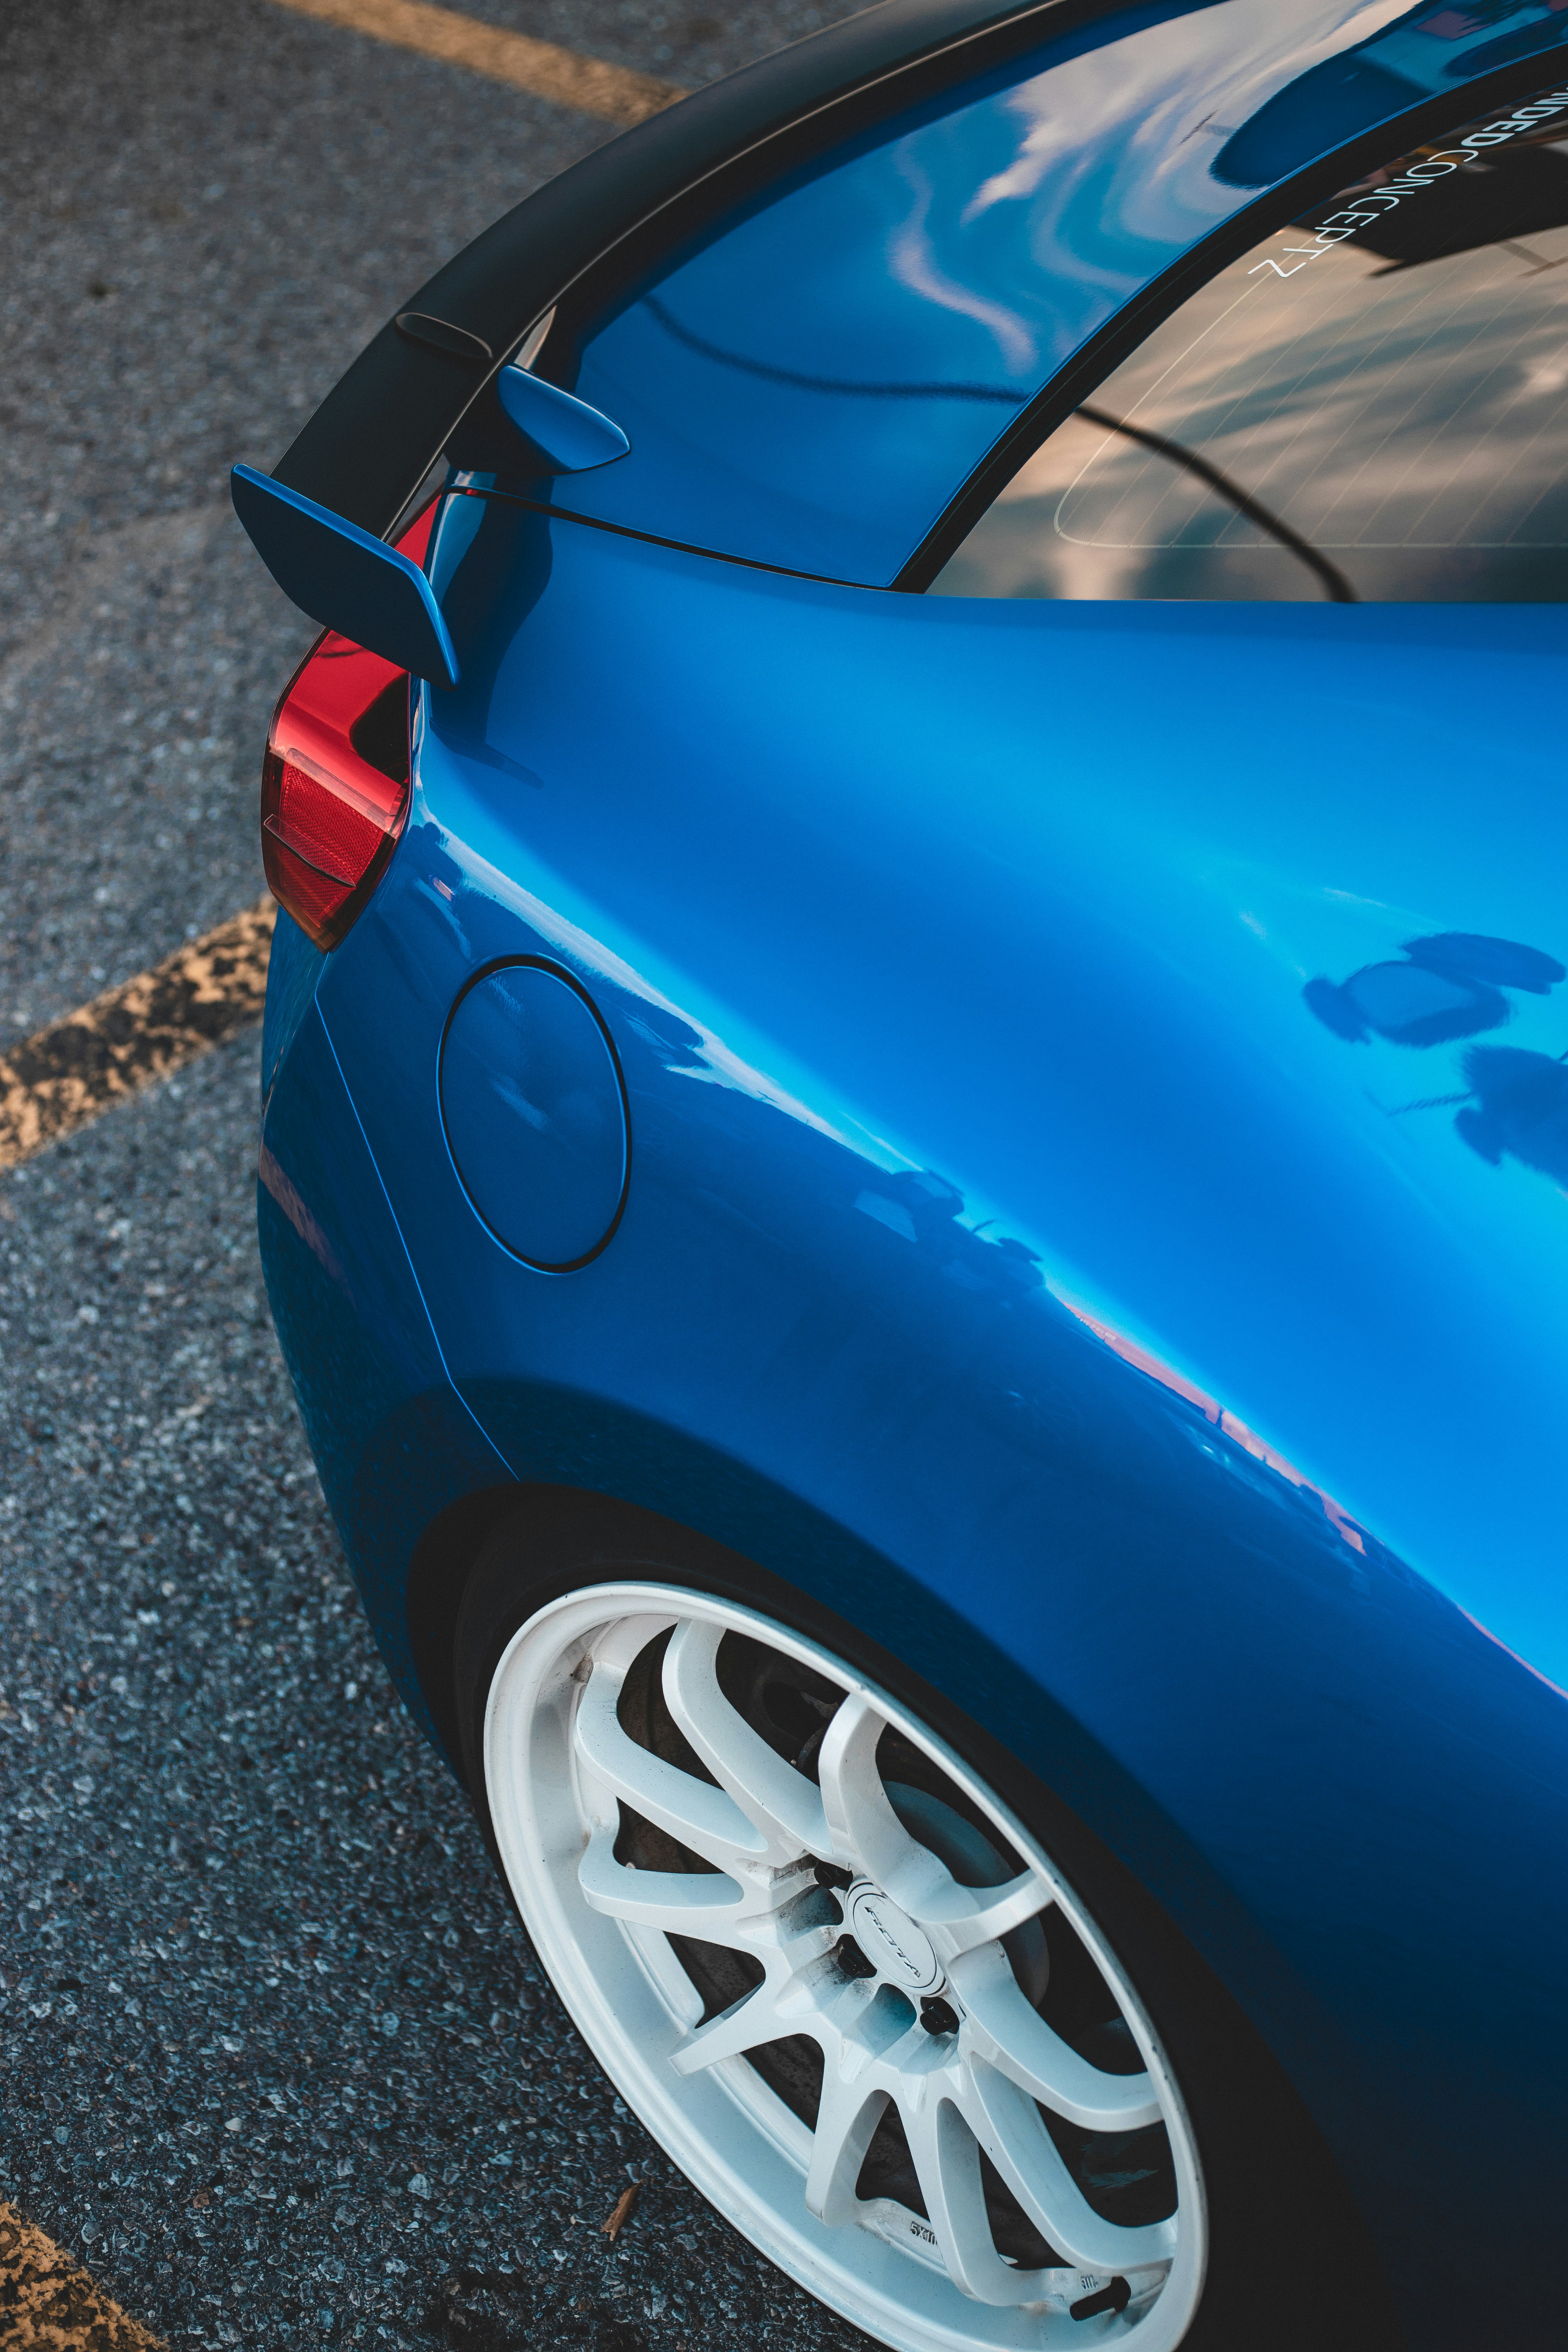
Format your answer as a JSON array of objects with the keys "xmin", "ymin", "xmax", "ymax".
[
  {"xmin": 233, "ymin": 4, "xmax": 1568, "ymax": 2347},
  {"xmin": 1306, "ymin": 929, "xmax": 1568, "ymax": 1186}
]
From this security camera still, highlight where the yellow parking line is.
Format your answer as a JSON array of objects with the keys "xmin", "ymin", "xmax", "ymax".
[
  {"xmin": 0, "ymin": 2201, "xmax": 166, "ymax": 2350},
  {"xmin": 0, "ymin": 901, "xmax": 276, "ymax": 1175},
  {"xmin": 267, "ymin": 0, "xmax": 684, "ymax": 124},
  {"xmin": 3, "ymin": 0, "xmax": 686, "ymax": 2325}
]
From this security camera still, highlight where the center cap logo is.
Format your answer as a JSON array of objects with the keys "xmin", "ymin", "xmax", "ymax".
[{"xmin": 847, "ymin": 1881, "xmax": 942, "ymax": 1993}]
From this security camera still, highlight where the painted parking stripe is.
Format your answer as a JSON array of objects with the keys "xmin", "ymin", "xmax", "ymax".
[
  {"xmin": 0, "ymin": 2200, "xmax": 165, "ymax": 2350},
  {"xmin": 1, "ymin": 18, "xmax": 682, "ymax": 1176},
  {"xmin": 267, "ymin": 0, "xmax": 684, "ymax": 124},
  {"xmin": 0, "ymin": 901, "xmax": 276, "ymax": 1175}
]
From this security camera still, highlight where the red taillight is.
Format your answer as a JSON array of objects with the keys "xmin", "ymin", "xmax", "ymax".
[{"xmin": 259, "ymin": 501, "xmax": 438, "ymax": 951}]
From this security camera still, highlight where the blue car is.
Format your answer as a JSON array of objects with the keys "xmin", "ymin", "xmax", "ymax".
[{"xmin": 234, "ymin": 3, "xmax": 1568, "ymax": 2344}]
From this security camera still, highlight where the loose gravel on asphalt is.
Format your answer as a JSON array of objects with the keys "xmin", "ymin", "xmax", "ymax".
[
  {"xmin": 0, "ymin": 0, "xmax": 860, "ymax": 1054},
  {"xmin": 0, "ymin": 1034, "xmax": 870, "ymax": 2351},
  {"xmin": 1, "ymin": 0, "xmax": 871, "ymax": 2345}
]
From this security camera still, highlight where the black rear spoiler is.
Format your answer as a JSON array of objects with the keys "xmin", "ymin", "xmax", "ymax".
[{"xmin": 266, "ymin": 0, "xmax": 1092, "ymax": 538}]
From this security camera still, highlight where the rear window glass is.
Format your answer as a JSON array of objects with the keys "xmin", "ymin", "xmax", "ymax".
[{"xmin": 931, "ymin": 79, "xmax": 1568, "ymax": 602}]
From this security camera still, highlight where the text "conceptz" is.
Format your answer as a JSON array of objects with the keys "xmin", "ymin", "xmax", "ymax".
[{"xmin": 1252, "ymin": 83, "xmax": 1568, "ymax": 280}]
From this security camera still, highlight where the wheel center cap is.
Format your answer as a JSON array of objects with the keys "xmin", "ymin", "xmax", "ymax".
[{"xmin": 847, "ymin": 1881, "xmax": 942, "ymax": 1993}]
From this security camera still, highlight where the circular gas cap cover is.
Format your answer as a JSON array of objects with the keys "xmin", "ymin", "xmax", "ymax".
[
  {"xmin": 847, "ymin": 1882, "xmax": 942, "ymax": 1993},
  {"xmin": 439, "ymin": 960, "xmax": 628, "ymax": 1270}
]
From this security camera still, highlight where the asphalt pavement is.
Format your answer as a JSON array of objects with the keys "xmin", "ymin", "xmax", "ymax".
[{"xmin": 0, "ymin": 2, "xmax": 869, "ymax": 2345}]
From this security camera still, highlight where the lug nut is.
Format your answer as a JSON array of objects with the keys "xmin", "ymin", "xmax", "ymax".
[
  {"xmin": 919, "ymin": 1996, "xmax": 959, "ymax": 2036},
  {"xmin": 812, "ymin": 1859, "xmax": 856, "ymax": 1891},
  {"xmin": 834, "ymin": 1935, "xmax": 877, "ymax": 1980}
]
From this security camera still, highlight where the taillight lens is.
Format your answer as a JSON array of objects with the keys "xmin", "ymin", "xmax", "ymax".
[{"xmin": 259, "ymin": 501, "xmax": 437, "ymax": 951}]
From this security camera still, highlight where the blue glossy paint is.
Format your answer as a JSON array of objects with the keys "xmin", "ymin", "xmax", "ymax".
[
  {"xmin": 258, "ymin": 997, "xmax": 512, "ymax": 1740},
  {"xmin": 257, "ymin": 497, "xmax": 1568, "ymax": 2344},
  {"xmin": 247, "ymin": 4, "xmax": 1568, "ymax": 2339},
  {"xmin": 391, "ymin": 498, "xmax": 1568, "ymax": 1694},
  {"xmin": 260, "ymin": 905, "xmax": 326, "ymax": 1104},
  {"xmin": 493, "ymin": 365, "xmax": 631, "ymax": 475},
  {"xmin": 229, "ymin": 465, "xmax": 459, "ymax": 685},
  {"xmin": 439, "ymin": 959, "xmax": 629, "ymax": 1268},
  {"xmin": 1216, "ymin": 1, "xmax": 1568, "ymax": 185}
]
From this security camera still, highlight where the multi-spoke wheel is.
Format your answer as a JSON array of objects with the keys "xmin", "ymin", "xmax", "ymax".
[{"xmin": 477, "ymin": 1578, "xmax": 1206, "ymax": 2350}]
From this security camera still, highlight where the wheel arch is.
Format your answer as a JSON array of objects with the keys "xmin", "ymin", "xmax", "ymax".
[
  {"xmin": 422, "ymin": 1472, "xmax": 1406, "ymax": 2351},
  {"xmin": 406, "ymin": 1467, "xmax": 1248, "ymax": 1966}
]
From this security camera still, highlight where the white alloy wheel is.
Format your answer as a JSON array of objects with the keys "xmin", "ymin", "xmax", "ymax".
[{"xmin": 483, "ymin": 1584, "xmax": 1207, "ymax": 2350}]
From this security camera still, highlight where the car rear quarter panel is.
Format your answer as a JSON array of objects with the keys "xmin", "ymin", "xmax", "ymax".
[{"xmin": 268, "ymin": 507, "xmax": 1568, "ymax": 2340}]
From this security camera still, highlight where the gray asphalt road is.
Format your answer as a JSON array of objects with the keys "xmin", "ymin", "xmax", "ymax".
[
  {"xmin": 0, "ymin": 0, "xmax": 853, "ymax": 1056},
  {"xmin": 0, "ymin": 2, "xmax": 867, "ymax": 2345}
]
